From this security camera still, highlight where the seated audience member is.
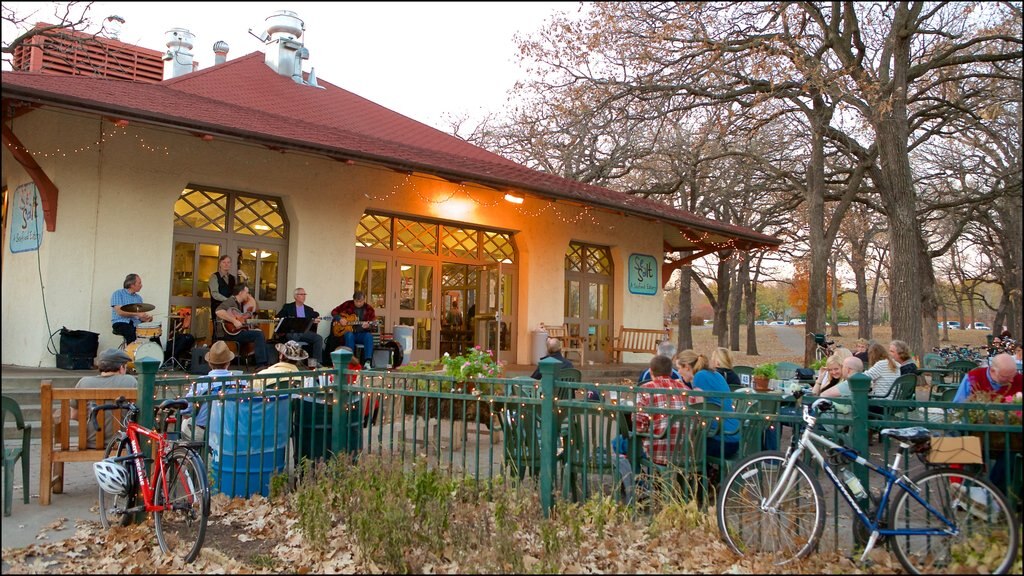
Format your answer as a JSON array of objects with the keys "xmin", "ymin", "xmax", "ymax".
[
  {"xmin": 674, "ymin": 349, "xmax": 740, "ymax": 459},
  {"xmin": 819, "ymin": 356, "xmax": 865, "ymax": 406},
  {"xmin": 709, "ymin": 346, "xmax": 741, "ymax": 389},
  {"xmin": 852, "ymin": 338, "xmax": 870, "ymax": 364},
  {"xmin": 183, "ymin": 341, "xmax": 243, "ymax": 438},
  {"xmin": 638, "ymin": 340, "xmax": 681, "ymax": 383},
  {"xmin": 56, "ymin": 348, "xmax": 137, "ymax": 449},
  {"xmin": 634, "ymin": 355, "xmax": 688, "ymax": 464},
  {"xmin": 952, "ymin": 353, "xmax": 1023, "ymax": 501},
  {"xmin": 254, "ymin": 340, "xmax": 308, "ymax": 391},
  {"xmin": 889, "ymin": 339, "xmax": 918, "ymax": 375},
  {"xmin": 531, "ymin": 336, "xmax": 574, "ymax": 380},
  {"xmin": 812, "ymin": 354, "xmax": 845, "ymax": 396},
  {"xmin": 864, "ymin": 342, "xmax": 900, "ymax": 398}
]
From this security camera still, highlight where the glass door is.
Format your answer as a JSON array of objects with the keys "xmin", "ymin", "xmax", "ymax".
[
  {"xmin": 474, "ymin": 263, "xmax": 515, "ymax": 364},
  {"xmin": 395, "ymin": 258, "xmax": 438, "ymax": 363},
  {"xmin": 169, "ymin": 238, "xmax": 224, "ymax": 344}
]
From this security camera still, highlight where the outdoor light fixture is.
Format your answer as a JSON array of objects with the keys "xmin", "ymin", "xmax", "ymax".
[{"xmin": 504, "ymin": 193, "xmax": 524, "ymax": 204}]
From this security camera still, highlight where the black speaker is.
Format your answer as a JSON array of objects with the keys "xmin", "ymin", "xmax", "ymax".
[
  {"xmin": 59, "ymin": 327, "xmax": 99, "ymax": 357},
  {"xmin": 56, "ymin": 353, "xmax": 94, "ymax": 370},
  {"xmin": 190, "ymin": 346, "xmax": 210, "ymax": 374}
]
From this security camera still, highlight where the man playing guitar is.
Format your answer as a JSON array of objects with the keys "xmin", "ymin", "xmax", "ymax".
[
  {"xmin": 215, "ymin": 284, "xmax": 269, "ymax": 368},
  {"xmin": 327, "ymin": 291, "xmax": 378, "ymax": 366}
]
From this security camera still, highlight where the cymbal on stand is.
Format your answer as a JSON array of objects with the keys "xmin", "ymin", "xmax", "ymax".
[{"xmin": 121, "ymin": 303, "xmax": 156, "ymax": 313}]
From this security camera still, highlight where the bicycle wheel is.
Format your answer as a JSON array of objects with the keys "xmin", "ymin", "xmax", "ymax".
[
  {"xmin": 889, "ymin": 468, "xmax": 1018, "ymax": 574},
  {"xmin": 99, "ymin": 437, "xmax": 136, "ymax": 529},
  {"xmin": 154, "ymin": 447, "xmax": 209, "ymax": 563},
  {"xmin": 717, "ymin": 451, "xmax": 825, "ymax": 565}
]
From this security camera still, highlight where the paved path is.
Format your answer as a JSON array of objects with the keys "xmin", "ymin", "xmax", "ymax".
[{"xmin": 771, "ymin": 326, "xmax": 809, "ymax": 357}]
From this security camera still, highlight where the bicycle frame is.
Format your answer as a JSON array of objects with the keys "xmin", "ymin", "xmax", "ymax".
[
  {"xmin": 110, "ymin": 418, "xmax": 174, "ymax": 514},
  {"xmin": 765, "ymin": 404, "xmax": 960, "ymax": 562}
]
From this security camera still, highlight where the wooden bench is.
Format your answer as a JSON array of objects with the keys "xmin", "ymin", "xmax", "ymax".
[
  {"xmin": 607, "ymin": 326, "xmax": 667, "ymax": 363},
  {"xmin": 39, "ymin": 381, "xmax": 137, "ymax": 505}
]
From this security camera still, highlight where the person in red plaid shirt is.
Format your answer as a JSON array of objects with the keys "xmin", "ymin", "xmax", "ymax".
[{"xmin": 633, "ymin": 355, "xmax": 688, "ymax": 465}]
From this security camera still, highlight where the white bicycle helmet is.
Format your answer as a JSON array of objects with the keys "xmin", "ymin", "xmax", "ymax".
[{"xmin": 93, "ymin": 458, "xmax": 131, "ymax": 495}]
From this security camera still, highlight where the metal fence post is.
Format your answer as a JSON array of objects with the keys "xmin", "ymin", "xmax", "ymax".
[
  {"xmin": 331, "ymin": 349, "xmax": 354, "ymax": 460},
  {"xmin": 848, "ymin": 372, "xmax": 871, "ymax": 494},
  {"xmin": 538, "ymin": 357, "xmax": 560, "ymax": 517}
]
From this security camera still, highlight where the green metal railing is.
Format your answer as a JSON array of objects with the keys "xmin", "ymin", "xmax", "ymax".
[{"xmin": 135, "ymin": 356, "xmax": 1022, "ymax": 552}]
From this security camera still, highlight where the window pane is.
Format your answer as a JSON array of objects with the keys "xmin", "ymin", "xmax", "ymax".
[
  {"xmin": 565, "ymin": 243, "xmax": 583, "ymax": 272},
  {"xmin": 197, "ymin": 243, "xmax": 220, "ymax": 299},
  {"xmin": 395, "ymin": 219, "xmax": 437, "ymax": 254},
  {"xmin": 171, "ymin": 242, "xmax": 196, "ymax": 297},
  {"xmin": 441, "ymin": 226, "xmax": 478, "ymax": 258},
  {"xmin": 233, "ymin": 196, "xmax": 285, "ymax": 238},
  {"xmin": 566, "ymin": 280, "xmax": 580, "ymax": 318},
  {"xmin": 357, "ymin": 213, "xmax": 392, "ymax": 249},
  {"xmin": 174, "ymin": 188, "xmax": 227, "ymax": 232}
]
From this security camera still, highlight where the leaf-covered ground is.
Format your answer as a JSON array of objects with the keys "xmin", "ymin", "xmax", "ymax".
[{"xmin": 2, "ymin": 492, "xmax": 909, "ymax": 574}]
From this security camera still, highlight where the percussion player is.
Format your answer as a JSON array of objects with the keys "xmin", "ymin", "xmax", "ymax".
[{"xmin": 111, "ymin": 273, "xmax": 152, "ymax": 344}]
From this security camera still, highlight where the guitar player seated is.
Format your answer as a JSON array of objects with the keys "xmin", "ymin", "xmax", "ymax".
[
  {"xmin": 215, "ymin": 284, "xmax": 270, "ymax": 369},
  {"xmin": 327, "ymin": 290, "xmax": 378, "ymax": 367}
]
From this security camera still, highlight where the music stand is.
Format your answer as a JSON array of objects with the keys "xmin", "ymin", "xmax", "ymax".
[
  {"xmin": 160, "ymin": 315, "xmax": 188, "ymax": 372},
  {"xmin": 274, "ymin": 317, "xmax": 315, "ymax": 340}
]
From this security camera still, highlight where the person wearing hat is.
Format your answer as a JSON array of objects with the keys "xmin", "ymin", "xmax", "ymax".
[
  {"xmin": 55, "ymin": 348, "xmax": 138, "ymax": 449},
  {"xmin": 326, "ymin": 291, "xmax": 377, "ymax": 366},
  {"xmin": 182, "ymin": 340, "xmax": 245, "ymax": 436},
  {"xmin": 253, "ymin": 340, "xmax": 310, "ymax": 391}
]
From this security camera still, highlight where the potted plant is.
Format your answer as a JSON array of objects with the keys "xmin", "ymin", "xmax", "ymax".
[
  {"xmin": 752, "ymin": 363, "xmax": 778, "ymax": 392},
  {"xmin": 959, "ymin": 390, "xmax": 1023, "ymax": 452}
]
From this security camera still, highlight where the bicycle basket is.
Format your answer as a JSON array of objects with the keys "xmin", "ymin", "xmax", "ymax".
[
  {"xmin": 94, "ymin": 458, "xmax": 131, "ymax": 495},
  {"xmin": 813, "ymin": 333, "xmax": 827, "ymax": 346}
]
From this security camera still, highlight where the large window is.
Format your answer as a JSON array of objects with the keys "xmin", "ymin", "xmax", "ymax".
[{"xmin": 170, "ymin": 186, "xmax": 289, "ymax": 342}]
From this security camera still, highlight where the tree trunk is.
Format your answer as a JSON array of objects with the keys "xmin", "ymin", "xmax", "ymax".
[
  {"xmin": 715, "ymin": 259, "xmax": 731, "ymax": 348},
  {"xmin": 917, "ymin": 235, "xmax": 940, "ymax": 353},
  {"xmin": 677, "ymin": 262, "xmax": 693, "ymax": 351},
  {"xmin": 728, "ymin": 257, "xmax": 743, "ymax": 351},
  {"xmin": 829, "ymin": 257, "xmax": 841, "ymax": 337},
  {"xmin": 745, "ymin": 256, "xmax": 761, "ymax": 356},
  {"xmin": 804, "ymin": 108, "xmax": 829, "ymax": 367}
]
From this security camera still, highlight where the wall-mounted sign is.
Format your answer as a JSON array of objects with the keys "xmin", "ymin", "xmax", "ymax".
[
  {"xmin": 627, "ymin": 253, "xmax": 658, "ymax": 295},
  {"xmin": 10, "ymin": 182, "xmax": 43, "ymax": 253}
]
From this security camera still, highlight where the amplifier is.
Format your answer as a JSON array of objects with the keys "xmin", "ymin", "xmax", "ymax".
[{"xmin": 189, "ymin": 346, "xmax": 211, "ymax": 374}]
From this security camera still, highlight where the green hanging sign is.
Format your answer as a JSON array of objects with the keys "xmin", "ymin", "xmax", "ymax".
[{"xmin": 627, "ymin": 253, "xmax": 657, "ymax": 295}]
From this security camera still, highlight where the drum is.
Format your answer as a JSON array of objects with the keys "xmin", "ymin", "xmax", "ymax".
[
  {"xmin": 126, "ymin": 340, "xmax": 164, "ymax": 371},
  {"xmin": 136, "ymin": 322, "xmax": 163, "ymax": 340}
]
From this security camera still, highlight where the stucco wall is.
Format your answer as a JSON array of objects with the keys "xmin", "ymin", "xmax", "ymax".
[{"xmin": 2, "ymin": 108, "xmax": 667, "ymax": 367}]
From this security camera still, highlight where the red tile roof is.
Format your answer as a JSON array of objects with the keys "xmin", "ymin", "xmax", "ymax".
[{"xmin": 1, "ymin": 52, "xmax": 780, "ymax": 251}]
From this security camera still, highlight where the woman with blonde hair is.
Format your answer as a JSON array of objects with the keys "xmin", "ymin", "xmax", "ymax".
[
  {"xmin": 864, "ymin": 342, "xmax": 900, "ymax": 398},
  {"xmin": 674, "ymin": 350, "xmax": 740, "ymax": 459},
  {"xmin": 709, "ymin": 347, "xmax": 741, "ymax": 389},
  {"xmin": 812, "ymin": 354, "xmax": 846, "ymax": 396}
]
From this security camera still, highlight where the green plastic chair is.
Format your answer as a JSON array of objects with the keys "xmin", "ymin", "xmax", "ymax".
[
  {"xmin": 732, "ymin": 365, "xmax": 755, "ymax": 388},
  {"xmin": 638, "ymin": 402, "xmax": 710, "ymax": 503},
  {"xmin": 499, "ymin": 403, "xmax": 543, "ymax": 480},
  {"xmin": 775, "ymin": 361, "xmax": 802, "ymax": 381},
  {"xmin": 922, "ymin": 353, "xmax": 946, "ymax": 369},
  {"xmin": 946, "ymin": 359, "xmax": 979, "ymax": 383},
  {"xmin": 2, "ymin": 395, "xmax": 32, "ymax": 517},
  {"xmin": 706, "ymin": 398, "xmax": 767, "ymax": 484},
  {"xmin": 561, "ymin": 409, "xmax": 619, "ymax": 503},
  {"xmin": 868, "ymin": 373, "xmax": 919, "ymax": 422}
]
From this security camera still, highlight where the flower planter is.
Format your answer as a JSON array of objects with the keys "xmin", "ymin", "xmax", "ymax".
[{"xmin": 752, "ymin": 375, "xmax": 771, "ymax": 392}]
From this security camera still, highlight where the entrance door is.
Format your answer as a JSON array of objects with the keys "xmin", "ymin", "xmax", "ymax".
[
  {"xmin": 474, "ymin": 262, "xmax": 515, "ymax": 364},
  {"xmin": 565, "ymin": 242, "xmax": 613, "ymax": 363},
  {"xmin": 395, "ymin": 258, "xmax": 438, "ymax": 363},
  {"xmin": 169, "ymin": 238, "xmax": 225, "ymax": 344}
]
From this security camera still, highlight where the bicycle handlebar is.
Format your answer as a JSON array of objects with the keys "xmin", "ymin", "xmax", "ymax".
[{"xmin": 88, "ymin": 396, "xmax": 130, "ymax": 430}]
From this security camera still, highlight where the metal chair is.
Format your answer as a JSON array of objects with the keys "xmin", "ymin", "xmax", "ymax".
[
  {"xmin": 732, "ymin": 365, "xmax": 755, "ymax": 388},
  {"xmin": 544, "ymin": 323, "xmax": 584, "ymax": 365},
  {"xmin": 868, "ymin": 373, "xmax": 919, "ymax": 422},
  {"xmin": 775, "ymin": 361, "xmax": 802, "ymax": 381},
  {"xmin": 561, "ymin": 408, "xmax": 620, "ymax": 502},
  {"xmin": 2, "ymin": 395, "xmax": 32, "ymax": 516},
  {"xmin": 946, "ymin": 359, "xmax": 979, "ymax": 383},
  {"xmin": 706, "ymin": 397, "xmax": 767, "ymax": 483},
  {"xmin": 638, "ymin": 401, "xmax": 710, "ymax": 503}
]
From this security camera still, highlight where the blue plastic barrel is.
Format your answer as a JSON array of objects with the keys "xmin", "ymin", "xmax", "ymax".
[{"xmin": 209, "ymin": 393, "xmax": 290, "ymax": 498}]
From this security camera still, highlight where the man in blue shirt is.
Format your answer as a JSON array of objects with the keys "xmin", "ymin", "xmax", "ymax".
[
  {"xmin": 111, "ymin": 273, "xmax": 152, "ymax": 344},
  {"xmin": 637, "ymin": 340, "xmax": 681, "ymax": 383}
]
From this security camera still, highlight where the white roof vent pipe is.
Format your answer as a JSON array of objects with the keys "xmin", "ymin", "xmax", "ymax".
[
  {"xmin": 213, "ymin": 40, "xmax": 229, "ymax": 65},
  {"xmin": 163, "ymin": 28, "xmax": 195, "ymax": 80},
  {"xmin": 262, "ymin": 10, "xmax": 306, "ymax": 80}
]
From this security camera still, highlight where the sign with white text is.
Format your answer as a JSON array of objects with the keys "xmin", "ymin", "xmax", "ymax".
[
  {"xmin": 10, "ymin": 182, "xmax": 43, "ymax": 253},
  {"xmin": 627, "ymin": 253, "xmax": 658, "ymax": 295}
]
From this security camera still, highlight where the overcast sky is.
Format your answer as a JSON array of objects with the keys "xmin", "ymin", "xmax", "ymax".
[{"xmin": 4, "ymin": 1, "xmax": 579, "ymax": 130}]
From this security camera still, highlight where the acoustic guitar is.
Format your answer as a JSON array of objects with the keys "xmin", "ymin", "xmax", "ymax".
[
  {"xmin": 331, "ymin": 314, "xmax": 380, "ymax": 338},
  {"xmin": 221, "ymin": 309, "xmax": 254, "ymax": 337}
]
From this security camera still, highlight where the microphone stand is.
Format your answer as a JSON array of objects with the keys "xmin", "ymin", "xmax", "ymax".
[{"xmin": 160, "ymin": 316, "xmax": 187, "ymax": 372}]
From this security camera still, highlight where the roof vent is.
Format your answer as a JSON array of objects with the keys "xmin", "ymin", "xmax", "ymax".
[
  {"xmin": 213, "ymin": 40, "xmax": 229, "ymax": 65},
  {"xmin": 163, "ymin": 28, "xmax": 195, "ymax": 80},
  {"xmin": 255, "ymin": 10, "xmax": 318, "ymax": 87}
]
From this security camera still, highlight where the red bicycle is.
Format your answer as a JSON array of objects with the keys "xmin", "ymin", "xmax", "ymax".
[{"xmin": 90, "ymin": 396, "xmax": 210, "ymax": 563}]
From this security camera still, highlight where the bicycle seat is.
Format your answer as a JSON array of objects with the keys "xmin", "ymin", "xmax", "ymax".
[
  {"xmin": 158, "ymin": 399, "xmax": 191, "ymax": 413},
  {"xmin": 880, "ymin": 427, "xmax": 932, "ymax": 445}
]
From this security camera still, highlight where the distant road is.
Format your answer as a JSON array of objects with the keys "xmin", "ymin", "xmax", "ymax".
[{"xmin": 772, "ymin": 326, "xmax": 807, "ymax": 356}]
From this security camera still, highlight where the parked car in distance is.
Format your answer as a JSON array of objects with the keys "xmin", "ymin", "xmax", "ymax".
[
  {"xmin": 754, "ymin": 320, "xmax": 767, "ymax": 326},
  {"xmin": 971, "ymin": 322, "xmax": 991, "ymax": 330},
  {"xmin": 945, "ymin": 321, "xmax": 961, "ymax": 329},
  {"xmin": 788, "ymin": 318, "xmax": 806, "ymax": 326},
  {"xmin": 769, "ymin": 320, "xmax": 787, "ymax": 326},
  {"xmin": 837, "ymin": 322, "xmax": 850, "ymax": 327}
]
